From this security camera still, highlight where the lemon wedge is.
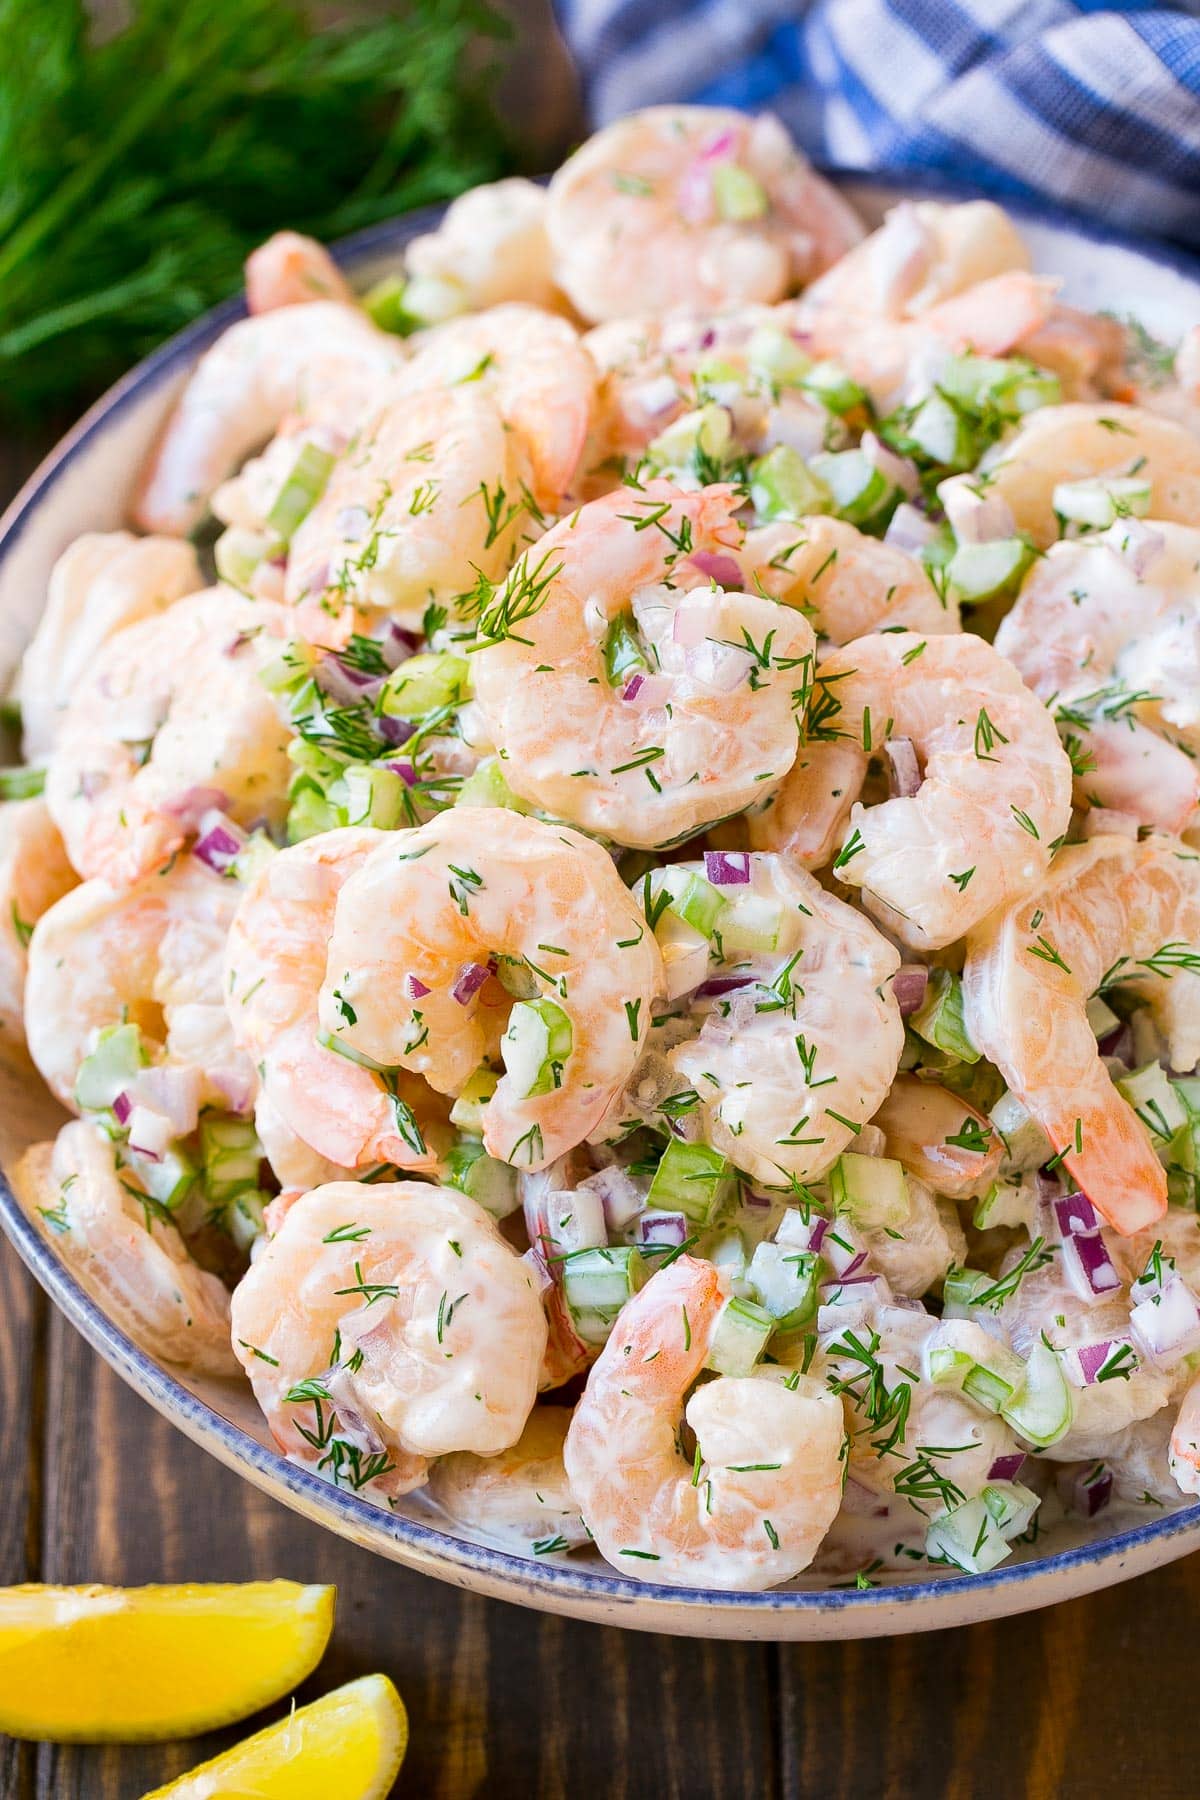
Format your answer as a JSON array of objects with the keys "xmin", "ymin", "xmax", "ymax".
[
  {"xmin": 140, "ymin": 1673, "xmax": 407, "ymax": 1799},
  {"xmin": 0, "ymin": 1580, "xmax": 335, "ymax": 1741}
]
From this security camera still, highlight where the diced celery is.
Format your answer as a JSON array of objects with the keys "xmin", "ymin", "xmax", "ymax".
[
  {"xmin": 449, "ymin": 1066, "xmax": 499, "ymax": 1133},
  {"xmin": 341, "ymin": 763, "xmax": 406, "ymax": 830},
  {"xmin": 664, "ymin": 869, "xmax": 727, "ymax": 938},
  {"xmin": 267, "ymin": 442, "xmax": 335, "ymax": 541},
  {"xmin": 926, "ymin": 1324, "xmax": 1024, "ymax": 1412},
  {"xmin": 562, "ymin": 1246, "xmax": 648, "ymax": 1343},
  {"xmin": 828, "ymin": 1153, "xmax": 910, "ymax": 1229},
  {"xmin": 802, "ymin": 362, "xmax": 867, "ymax": 416},
  {"xmin": 456, "ymin": 758, "xmax": 526, "ymax": 812},
  {"xmin": 647, "ymin": 403, "xmax": 732, "ymax": 474},
  {"xmin": 973, "ymin": 1176, "xmax": 1035, "ymax": 1231},
  {"xmin": 602, "ymin": 611, "xmax": 649, "ymax": 688},
  {"xmin": 1001, "ymin": 1341, "xmax": 1073, "ymax": 1448},
  {"xmin": 501, "ymin": 997, "xmax": 573, "ymax": 1099},
  {"xmin": 989, "ymin": 1089, "xmax": 1053, "ymax": 1173},
  {"xmin": 712, "ymin": 163, "xmax": 768, "ymax": 222},
  {"xmin": 315, "ymin": 1028, "xmax": 391, "ymax": 1074},
  {"xmin": 75, "ymin": 1024, "xmax": 147, "ymax": 1114},
  {"xmin": 647, "ymin": 1139, "xmax": 734, "ymax": 1226},
  {"xmin": 445, "ymin": 1136, "xmax": 520, "ymax": 1219},
  {"xmin": 286, "ymin": 781, "xmax": 341, "ymax": 844},
  {"xmin": 939, "ymin": 354, "xmax": 1060, "ymax": 419},
  {"xmin": 1174, "ymin": 1076, "xmax": 1200, "ymax": 1120},
  {"xmin": 199, "ymin": 1116, "xmax": 262, "ymax": 1208},
  {"xmin": 0, "ymin": 766, "xmax": 45, "ymax": 800},
  {"xmin": 807, "ymin": 448, "xmax": 897, "ymax": 526},
  {"xmin": 1116, "ymin": 1062, "xmax": 1188, "ymax": 1143},
  {"xmin": 963, "ymin": 1362, "xmax": 1018, "ymax": 1411},
  {"xmin": 901, "ymin": 393, "xmax": 976, "ymax": 470},
  {"xmin": 233, "ymin": 830, "xmax": 277, "ymax": 885},
  {"xmin": 982, "ymin": 1479, "xmax": 1040, "ymax": 1540},
  {"xmin": 133, "ymin": 1142, "xmax": 198, "ymax": 1212},
  {"xmin": 362, "ymin": 274, "xmax": 417, "ymax": 335},
  {"xmin": 926, "ymin": 1496, "xmax": 1011, "ymax": 1573},
  {"xmin": 215, "ymin": 526, "xmax": 280, "ymax": 592},
  {"xmin": 926, "ymin": 1346, "xmax": 975, "ymax": 1387},
  {"xmin": 941, "ymin": 1267, "xmax": 990, "ymax": 1316},
  {"xmin": 1086, "ymin": 993, "xmax": 1122, "ymax": 1040},
  {"xmin": 746, "ymin": 1241, "xmax": 819, "ymax": 1334},
  {"xmin": 1053, "ymin": 475, "xmax": 1152, "ymax": 529},
  {"xmin": 748, "ymin": 446, "xmax": 832, "ymax": 522},
  {"xmin": 909, "ymin": 968, "xmax": 980, "ymax": 1064},
  {"xmin": 225, "ymin": 1189, "xmax": 268, "ymax": 1253},
  {"xmin": 946, "ymin": 537, "xmax": 1033, "ymax": 605},
  {"xmin": 704, "ymin": 1226, "xmax": 749, "ymax": 1289},
  {"xmin": 718, "ymin": 894, "xmax": 782, "ymax": 954},
  {"xmin": 705, "ymin": 1295, "xmax": 774, "ymax": 1376},
  {"xmin": 399, "ymin": 271, "xmax": 468, "ymax": 327},
  {"xmin": 380, "ymin": 651, "xmax": 469, "ymax": 719},
  {"xmin": 747, "ymin": 325, "xmax": 812, "ymax": 389}
]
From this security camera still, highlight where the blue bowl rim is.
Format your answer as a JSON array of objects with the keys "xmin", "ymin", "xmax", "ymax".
[{"xmin": 2, "ymin": 170, "xmax": 1198, "ymax": 1621}]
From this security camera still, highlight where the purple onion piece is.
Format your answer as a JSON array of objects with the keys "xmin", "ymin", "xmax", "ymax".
[
  {"xmin": 703, "ymin": 849, "xmax": 751, "ymax": 886},
  {"xmin": 113, "ymin": 1091, "xmax": 132, "ymax": 1126},
  {"xmin": 378, "ymin": 715, "xmax": 415, "ymax": 748},
  {"xmin": 1054, "ymin": 1191, "xmax": 1101, "ymax": 1239},
  {"xmin": 1059, "ymin": 1463, "xmax": 1113, "ymax": 1518},
  {"xmin": 622, "ymin": 674, "xmax": 644, "ymax": 702},
  {"xmin": 403, "ymin": 973, "xmax": 431, "ymax": 1000},
  {"xmin": 694, "ymin": 974, "xmax": 757, "ymax": 1000},
  {"xmin": 687, "ymin": 551, "xmax": 744, "ymax": 589},
  {"xmin": 193, "ymin": 818, "xmax": 247, "ymax": 874},
  {"xmin": 987, "ymin": 1453, "xmax": 1026, "ymax": 1482},
  {"xmin": 883, "ymin": 736, "xmax": 921, "ymax": 798},
  {"xmin": 1075, "ymin": 1339, "xmax": 1126, "ymax": 1385},
  {"xmin": 1098, "ymin": 1022, "xmax": 1134, "ymax": 1064},
  {"xmin": 893, "ymin": 964, "xmax": 928, "ymax": 1017},
  {"xmin": 163, "ymin": 786, "xmax": 229, "ymax": 830},
  {"xmin": 451, "ymin": 961, "xmax": 491, "ymax": 1005},
  {"xmin": 385, "ymin": 758, "xmax": 417, "ymax": 786},
  {"xmin": 1065, "ymin": 1230, "xmax": 1122, "ymax": 1297},
  {"xmin": 315, "ymin": 655, "xmax": 384, "ymax": 709},
  {"xmin": 635, "ymin": 1210, "xmax": 690, "ymax": 1247},
  {"xmin": 381, "ymin": 621, "xmax": 420, "ymax": 670}
]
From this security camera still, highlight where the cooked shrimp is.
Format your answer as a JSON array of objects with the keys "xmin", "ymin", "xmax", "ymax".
[
  {"xmin": 963, "ymin": 835, "xmax": 1200, "ymax": 1234},
  {"xmin": 564, "ymin": 1255, "xmax": 844, "ymax": 1587},
  {"xmin": 133, "ymin": 302, "xmax": 405, "ymax": 535},
  {"xmin": 546, "ymin": 107, "xmax": 863, "ymax": 324},
  {"xmin": 659, "ymin": 854, "xmax": 904, "ymax": 1187},
  {"xmin": 14, "ymin": 1120, "xmax": 236, "ymax": 1375},
  {"xmin": 995, "ymin": 521, "xmax": 1200, "ymax": 832},
  {"xmin": 871, "ymin": 1075, "xmax": 1002, "ymax": 1199},
  {"xmin": 244, "ymin": 232, "xmax": 357, "ymax": 313},
  {"xmin": 1169, "ymin": 1373, "xmax": 1200, "ymax": 1495},
  {"xmin": 396, "ymin": 304, "xmax": 595, "ymax": 507},
  {"xmin": 316, "ymin": 809, "xmax": 662, "ymax": 1170},
  {"xmin": 471, "ymin": 482, "xmax": 816, "ymax": 849},
  {"xmin": 800, "ymin": 199, "xmax": 1032, "ymax": 321},
  {"xmin": 44, "ymin": 588, "xmax": 292, "ymax": 885},
  {"xmin": 229, "ymin": 1181, "xmax": 547, "ymax": 1500},
  {"xmin": 972, "ymin": 403, "xmax": 1200, "ymax": 549},
  {"xmin": 253, "ymin": 1090, "xmax": 356, "ymax": 1192},
  {"xmin": 26, "ymin": 853, "xmax": 251, "ymax": 1114},
  {"xmin": 19, "ymin": 533, "xmax": 202, "ymax": 761},
  {"xmin": 740, "ymin": 517, "xmax": 961, "ymax": 643},
  {"xmin": 225, "ymin": 828, "xmax": 447, "ymax": 1175},
  {"xmin": 427, "ymin": 1407, "xmax": 589, "ymax": 1553},
  {"xmin": 750, "ymin": 630, "xmax": 1073, "ymax": 951},
  {"xmin": 404, "ymin": 178, "xmax": 560, "ymax": 313},
  {"xmin": 285, "ymin": 387, "xmax": 532, "ymax": 629},
  {"xmin": 0, "ymin": 799, "xmax": 76, "ymax": 1049}
]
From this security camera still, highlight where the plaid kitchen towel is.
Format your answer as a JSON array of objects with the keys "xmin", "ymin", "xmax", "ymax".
[{"xmin": 554, "ymin": 0, "xmax": 1200, "ymax": 248}]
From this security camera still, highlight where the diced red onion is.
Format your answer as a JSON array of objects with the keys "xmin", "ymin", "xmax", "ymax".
[
  {"xmin": 622, "ymin": 673, "xmax": 671, "ymax": 708},
  {"xmin": 862, "ymin": 431, "xmax": 919, "ymax": 499},
  {"xmin": 676, "ymin": 160, "xmax": 714, "ymax": 225},
  {"xmin": 1057, "ymin": 1462, "xmax": 1112, "ymax": 1518},
  {"xmin": 113, "ymin": 1091, "xmax": 132, "ymax": 1126},
  {"xmin": 128, "ymin": 1065, "xmax": 202, "ymax": 1137},
  {"xmin": 884, "ymin": 502, "xmax": 938, "ymax": 554},
  {"xmin": 1108, "ymin": 518, "xmax": 1165, "ymax": 578},
  {"xmin": 549, "ymin": 1184, "xmax": 608, "ymax": 1254},
  {"xmin": 224, "ymin": 630, "xmax": 257, "ymax": 658},
  {"xmin": 378, "ymin": 715, "xmax": 415, "ymax": 749},
  {"xmin": 321, "ymin": 1365, "xmax": 387, "ymax": 1457},
  {"xmin": 988, "ymin": 1452, "xmax": 1026, "ymax": 1482},
  {"xmin": 672, "ymin": 601, "xmax": 718, "ymax": 650},
  {"xmin": 777, "ymin": 1210, "xmax": 829, "ymax": 1255},
  {"xmin": 883, "ymin": 736, "xmax": 921, "ymax": 798},
  {"xmin": 704, "ymin": 850, "xmax": 751, "ymax": 887},
  {"xmin": 521, "ymin": 1246, "xmax": 554, "ymax": 1295},
  {"xmin": 580, "ymin": 1165, "xmax": 646, "ymax": 1232},
  {"xmin": 893, "ymin": 964, "xmax": 928, "ymax": 1017},
  {"xmin": 451, "ymin": 961, "xmax": 491, "ymax": 1005},
  {"xmin": 686, "ymin": 639, "xmax": 753, "ymax": 692},
  {"xmin": 635, "ymin": 1210, "xmax": 690, "ymax": 1247},
  {"xmin": 1130, "ymin": 1276, "xmax": 1200, "ymax": 1365},
  {"xmin": 127, "ymin": 1106, "xmax": 172, "ymax": 1161},
  {"xmin": 193, "ymin": 815, "xmax": 247, "ymax": 875},
  {"xmin": 1072, "ymin": 1338, "xmax": 1134, "ymax": 1386},
  {"xmin": 1035, "ymin": 1169, "xmax": 1064, "ymax": 1205},
  {"xmin": 207, "ymin": 1066, "xmax": 256, "ymax": 1116},
  {"xmin": 820, "ymin": 1273, "xmax": 890, "ymax": 1306},
  {"xmin": 622, "ymin": 674, "xmax": 645, "ymax": 702},
  {"xmin": 403, "ymin": 973, "xmax": 431, "ymax": 1000},
  {"xmin": 1054, "ymin": 1191, "xmax": 1101, "ymax": 1239},
  {"xmin": 694, "ymin": 973, "xmax": 756, "ymax": 1000},
  {"xmin": 1061, "ymin": 1229, "xmax": 1122, "ymax": 1301},
  {"xmin": 941, "ymin": 474, "xmax": 1017, "ymax": 545},
  {"xmin": 315, "ymin": 655, "xmax": 383, "ymax": 708},
  {"xmin": 743, "ymin": 1188, "xmax": 772, "ymax": 1210},
  {"xmin": 760, "ymin": 395, "xmax": 828, "ymax": 460},
  {"xmin": 631, "ymin": 375, "xmax": 681, "ymax": 420},
  {"xmin": 700, "ymin": 127, "xmax": 738, "ymax": 161},
  {"xmin": 163, "ymin": 786, "xmax": 229, "ymax": 831},
  {"xmin": 385, "ymin": 757, "xmax": 417, "ymax": 785},
  {"xmin": 381, "ymin": 621, "xmax": 420, "ymax": 669},
  {"xmin": 1098, "ymin": 1021, "xmax": 1135, "ymax": 1063},
  {"xmin": 687, "ymin": 551, "xmax": 744, "ymax": 589}
]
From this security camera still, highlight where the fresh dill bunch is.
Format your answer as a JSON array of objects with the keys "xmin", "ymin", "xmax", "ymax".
[{"xmin": 0, "ymin": 0, "xmax": 512, "ymax": 418}]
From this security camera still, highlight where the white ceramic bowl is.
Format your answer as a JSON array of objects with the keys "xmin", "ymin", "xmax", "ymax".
[{"xmin": 3, "ymin": 179, "xmax": 1199, "ymax": 1639}]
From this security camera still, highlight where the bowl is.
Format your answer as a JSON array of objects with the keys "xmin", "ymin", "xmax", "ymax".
[{"xmin": 2, "ymin": 177, "xmax": 1199, "ymax": 1640}]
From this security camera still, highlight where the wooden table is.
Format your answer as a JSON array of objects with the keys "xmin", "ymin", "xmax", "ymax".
[{"xmin": 1, "ymin": 427, "xmax": 1197, "ymax": 1800}]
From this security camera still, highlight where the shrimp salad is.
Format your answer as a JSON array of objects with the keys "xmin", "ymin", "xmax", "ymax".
[{"xmin": 10, "ymin": 106, "xmax": 1200, "ymax": 1593}]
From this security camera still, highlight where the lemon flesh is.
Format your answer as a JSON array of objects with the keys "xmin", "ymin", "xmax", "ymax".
[
  {"xmin": 0, "ymin": 1580, "xmax": 335, "ymax": 1742},
  {"xmin": 140, "ymin": 1672, "xmax": 408, "ymax": 1800}
]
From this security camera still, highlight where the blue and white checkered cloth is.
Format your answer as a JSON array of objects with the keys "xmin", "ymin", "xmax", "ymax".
[{"xmin": 555, "ymin": 0, "xmax": 1200, "ymax": 249}]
